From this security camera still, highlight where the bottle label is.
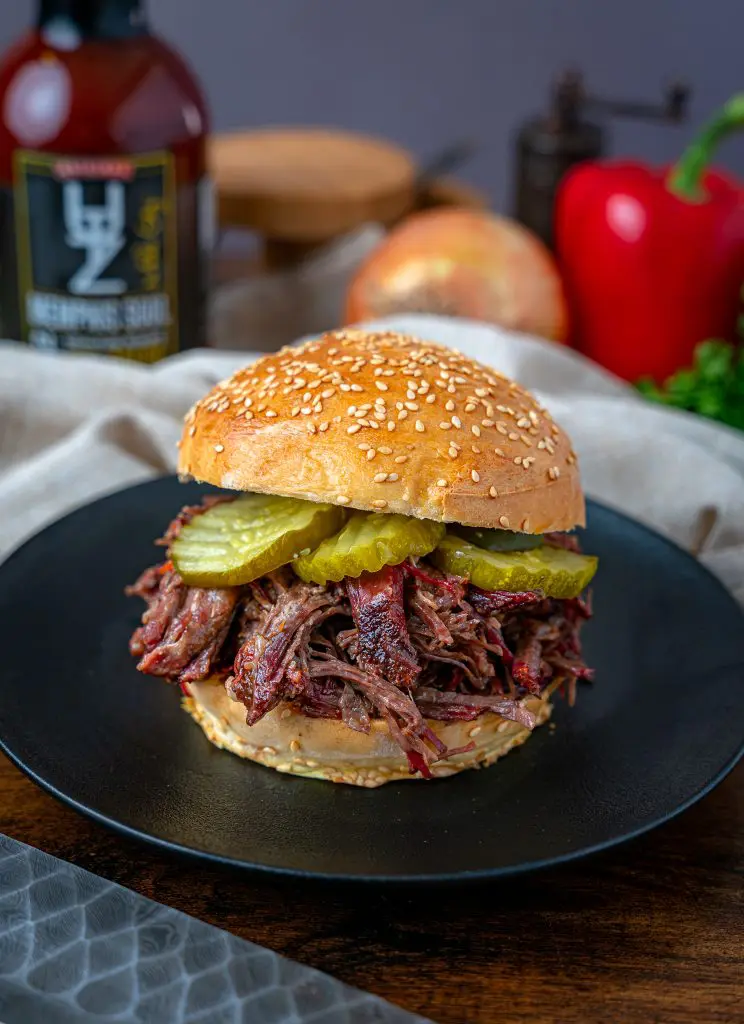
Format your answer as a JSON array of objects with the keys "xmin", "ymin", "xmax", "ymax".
[{"xmin": 11, "ymin": 148, "xmax": 179, "ymax": 361}]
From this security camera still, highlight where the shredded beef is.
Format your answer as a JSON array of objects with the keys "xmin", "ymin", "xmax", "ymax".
[
  {"xmin": 135, "ymin": 580, "xmax": 239, "ymax": 682},
  {"xmin": 128, "ymin": 505, "xmax": 593, "ymax": 776},
  {"xmin": 346, "ymin": 566, "xmax": 420, "ymax": 688}
]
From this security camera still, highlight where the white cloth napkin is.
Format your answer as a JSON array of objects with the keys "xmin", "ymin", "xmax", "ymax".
[{"xmin": 2, "ymin": 313, "xmax": 743, "ymax": 604}]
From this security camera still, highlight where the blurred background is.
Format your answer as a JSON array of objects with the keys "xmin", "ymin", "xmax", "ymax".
[
  {"xmin": 2, "ymin": 0, "xmax": 744, "ymax": 429},
  {"xmin": 4, "ymin": 0, "xmax": 744, "ymax": 206}
]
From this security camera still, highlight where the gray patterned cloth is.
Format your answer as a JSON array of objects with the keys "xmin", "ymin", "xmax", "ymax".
[{"xmin": 0, "ymin": 835, "xmax": 430, "ymax": 1024}]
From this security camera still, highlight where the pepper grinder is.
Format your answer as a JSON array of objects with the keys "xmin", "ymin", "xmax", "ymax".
[{"xmin": 513, "ymin": 69, "xmax": 690, "ymax": 250}]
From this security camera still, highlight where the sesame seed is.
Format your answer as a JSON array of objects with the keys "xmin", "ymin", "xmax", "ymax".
[
  {"xmin": 509, "ymin": 432, "xmax": 520, "ymax": 441},
  {"xmin": 398, "ymin": 409, "xmax": 408, "ymax": 421},
  {"xmin": 307, "ymin": 423, "xmax": 316, "ymax": 434},
  {"xmin": 415, "ymin": 420, "xmax": 425, "ymax": 432},
  {"xmin": 548, "ymin": 466, "xmax": 561, "ymax": 480},
  {"xmin": 388, "ymin": 473, "xmax": 399, "ymax": 482},
  {"xmin": 337, "ymin": 495, "xmax": 351, "ymax": 504},
  {"xmin": 358, "ymin": 442, "xmax": 370, "ymax": 450},
  {"xmin": 439, "ymin": 421, "xmax": 452, "ymax": 431},
  {"xmin": 394, "ymin": 455, "xmax": 408, "ymax": 464},
  {"xmin": 514, "ymin": 456, "xmax": 522, "ymax": 465},
  {"xmin": 372, "ymin": 499, "xmax": 388, "ymax": 509},
  {"xmin": 448, "ymin": 448, "xmax": 458, "ymax": 459},
  {"xmin": 367, "ymin": 449, "xmax": 376, "ymax": 460},
  {"xmin": 265, "ymin": 410, "xmax": 277, "ymax": 418},
  {"xmin": 499, "ymin": 515, "xmax": 510, "ymax": 528},
  {"xmin": 437, "ymin": 478, "xmax": 447, "ymax": 487},
  {"xmin": 425, "ymin": 394, "xmax": 436, "ymax": 404},
  {"xmin": 405, "ymin": 401, "xmax": 418, "ymax": 411},
  {"xmin": 213, "ymin": 443, "xmax": 225, "ymax": 453},
  {"xmin": 319, "ymin": 422, "xmax": 329, "ymax": 432},
  {"xmin": 347, "ymin": 405, "xmax": 357, "ymax": 416},
  {"xmin": 445, "ymin": 399, "xmax": 455, "ymax": 412},
  {"xmin": 322, "ymin": 388, "xmax": 335, "ymax": 398},
  {"xmin": 494, "ymin": 447, "xmax": 505, "ymax": 457},
  {"xmin": 340, "ymin": 384, "xmax": 351, "ymax": 392},
  {"xmin": 291, "ymin": 406, "xmax": 300, "ymax": 417},
  {"xmin": 475, "ymin": 388, "xmax": 488, "ymax": 397},
  {"xmin": 451, "ymin": 415, "xmax": 462, "ymax": 428},
  {"xmin": 373, "ymin": 472, "xmax": 388, "ymax": 483},
  {"xmin": 350, "ymin": 383, "xmax": 364, "ymax": 392},
  {"xmin": 375, "ymin": 381, "xmax": 388, "ymax": 391},
  {"xmin": 378, "ymin": 445, "xmax": 392, "ymax": 454},
  {"xmin": 472, "ymin": 445, "xmax": 481, "ymax": 454},
  {"xmin": 482, "ymin": 419, "xmax": 494, "ymax": 428},
  {"xmin": 471, "ymin": 469, "xmax": 480, "ymax": 482},
  {"xmin": 387, "ymin": 421, "xmax": 396, "ymax": 431},
  {"xmin": 465, "ymin": 402, "xmax": 477, "ymax": 412},
  {"xmin": 407, "ymin": 390, "xmax": 417, "ymax": 401},
  {"xmin": 347, "ymin": 424, "xmax": 361, "ymax": 435},
  {"xmin": 471, "ymin": 425, "xmax": 481, "ymax": 437},
  {"xmin": 489, "ymin": 486, "xmax": 498, "ymax": 498}
]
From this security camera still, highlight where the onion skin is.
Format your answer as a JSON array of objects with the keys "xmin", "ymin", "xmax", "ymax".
[{"xmin": 345, "ymin": 208, "xmax": 569, "ymax": 343}]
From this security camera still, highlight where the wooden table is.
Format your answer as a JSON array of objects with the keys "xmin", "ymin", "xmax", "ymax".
[{"xmin": 2, "ymin": 754, "xmax": 741, "ymax": 1023}]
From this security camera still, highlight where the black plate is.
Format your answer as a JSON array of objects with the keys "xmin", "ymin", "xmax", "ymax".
[{"xmin": 1, "ymin": 477, "xmax": 743, "ymax": 883}]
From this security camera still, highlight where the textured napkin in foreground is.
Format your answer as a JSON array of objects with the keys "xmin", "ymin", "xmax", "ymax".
[
  {"xmin": 2, "ymin": 312, "xmax": 743, "ymax": 603},
  {"xmin": 0, "ymin": 834, "xmax": 430, "ymax": 1024}
]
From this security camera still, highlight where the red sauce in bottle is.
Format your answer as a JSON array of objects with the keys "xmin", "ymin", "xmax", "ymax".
[{"xmin": 0, "ymin": 0, "xmax": 210, "ymax": 360}]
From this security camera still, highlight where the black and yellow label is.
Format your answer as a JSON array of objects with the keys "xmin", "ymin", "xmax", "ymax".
[{"xmin": 11, "ymin": 149, "xmax": 180, "ymax": 362}]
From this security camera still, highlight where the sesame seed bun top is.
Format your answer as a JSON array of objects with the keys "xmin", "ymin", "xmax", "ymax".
[{"xmin": 177, "ymin": 329, "xmax": 584, "ymax": 533}]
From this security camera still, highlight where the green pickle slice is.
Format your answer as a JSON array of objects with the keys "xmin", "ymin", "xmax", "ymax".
[
  {"xmin": 432, "ymin": 534, "xmax": 597, "ymax": 598},
  {"xmin": 458, "ymin": 526, "xmax": 545, "ymax": 552},
  {"xmin": 294, "ymin": 512, "xmax": 445, "ymax": 585},
  {"xmin": 171, "ymin": 494, "xmax": 346, "ymax": 586}
]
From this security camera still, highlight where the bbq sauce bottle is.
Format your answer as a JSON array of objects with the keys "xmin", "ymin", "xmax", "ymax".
[{"xmin": 0, "ymin": 0, "xmax": 211, "ymax": 360}]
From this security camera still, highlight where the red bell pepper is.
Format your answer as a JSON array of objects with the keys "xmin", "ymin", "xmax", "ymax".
[{"xmin": 556, "ymin": 94, "xmax": 744, "ymax": 383}]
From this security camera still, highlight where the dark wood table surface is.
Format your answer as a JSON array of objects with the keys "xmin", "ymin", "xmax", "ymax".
[{"xmin": 2, "ymin": 753, "xmax": 742, "ymax": 1024}]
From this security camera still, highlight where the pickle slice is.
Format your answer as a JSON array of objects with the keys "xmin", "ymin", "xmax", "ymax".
[
  {"xmin": 294, "ymin": 512, "xmax": 445, "ymax": 585},
  {"xmin": 171, "ymin": 495, "xmax": 346, "ymax": 587},
  {"xmin": 458, "ymin": 527, "xmax": 544, "ymax": 552},
  {"xmin": 432, "ymin": 534, "xmax": 597, "ymax": 598}
]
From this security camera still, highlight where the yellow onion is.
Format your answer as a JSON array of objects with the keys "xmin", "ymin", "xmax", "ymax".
[{"xmin": 345, "ymin": 207, "xmax": 569, "ymax": 343}]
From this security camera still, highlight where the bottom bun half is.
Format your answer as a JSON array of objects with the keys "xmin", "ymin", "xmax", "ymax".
[{"xmin": 183, "ymin": 679, "xmax": 553, "ymax": 788}]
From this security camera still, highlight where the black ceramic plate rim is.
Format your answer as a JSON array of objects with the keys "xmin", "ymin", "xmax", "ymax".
[{"xmin": 1, "ymin": 477, "xmax": 743, "ymax": 885}]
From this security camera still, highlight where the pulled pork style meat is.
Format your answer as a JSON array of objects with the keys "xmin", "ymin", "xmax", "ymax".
[{"xmin": 128, "ymin": 501, "xmax": 593, "ymax": 776}]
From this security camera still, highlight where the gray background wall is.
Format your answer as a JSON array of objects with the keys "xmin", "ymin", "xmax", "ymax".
[{"xmin": 3, "ymin": 1, "xmax": 743, "ymax": 211}]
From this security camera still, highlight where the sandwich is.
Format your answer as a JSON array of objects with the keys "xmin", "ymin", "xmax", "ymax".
[{"xmin": 127, "ymin": 329, "xmax": 596, "ymax": 786}]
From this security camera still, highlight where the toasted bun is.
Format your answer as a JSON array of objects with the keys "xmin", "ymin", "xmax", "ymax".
[
  {"xmin": 184, "ymin": 680, "xmax": 552, "ymax": 788},
  {"xmin": 178, "ymin": 329, "xmax": 584, "ymax": 533}
]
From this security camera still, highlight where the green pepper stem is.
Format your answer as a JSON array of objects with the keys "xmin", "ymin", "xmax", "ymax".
[{"xmin": 667, "ymin": 93, "xmax": 744, "ymax": 202}]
